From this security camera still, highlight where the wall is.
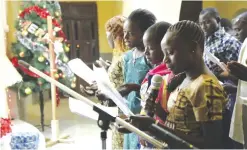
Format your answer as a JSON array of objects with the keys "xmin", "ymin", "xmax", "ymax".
[
  {"xmin": 6, "ymin": 0, "xmax": 123, "ymax": 60},
  {"xmin": 123, "ymin": 0, "xmax": 182, "ymax": 24},
  {"xmin": 96, "ymin": 1, "xmax": 123, "ymax": 54},
  {"xmin": 6, "ymin": 1, "xmax": 21, "ymax": 58},
  {"xmin": 203, "ymin": 1, "xmax": 247, "ymax": 19}
]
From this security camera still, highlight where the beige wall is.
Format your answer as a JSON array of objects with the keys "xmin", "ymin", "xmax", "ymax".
[
  {"xmin": 203, "ymin": 1, "xmax": 247, "ymax": 19},
  {"xmin": 123, "ymin": 0, "xmax": 182, "ymax": 24}
]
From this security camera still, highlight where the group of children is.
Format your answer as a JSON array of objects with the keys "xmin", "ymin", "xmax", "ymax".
[{"xmin": 82, "ymin": 7, "xmax": 247, "ymax": 149}]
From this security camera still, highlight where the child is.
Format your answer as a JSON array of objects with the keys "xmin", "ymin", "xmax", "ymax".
[
  {"xmin": 126, "ymin": 20, "xmax": 227, "ymax": 149},
  {"xmin": 111, "ymin": 9, "xmax": 157, "ymax": 149}
]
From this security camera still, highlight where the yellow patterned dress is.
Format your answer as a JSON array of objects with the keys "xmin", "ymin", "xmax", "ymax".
[
  {"xmin": 164, "ymin": 74, "xmax": 227, "ymax": 147},
  {"xmin": 108, "ymin": 48, "xmax": 126, "ymax": 150}
]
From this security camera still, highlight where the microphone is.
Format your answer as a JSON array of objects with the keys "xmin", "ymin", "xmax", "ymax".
[
  {"xmin": 17, "ymin": 60, "xmax": 166, "ymax": 148},
  {"xmin": 149, "ymin": 124, "xmax": 198, "ymax": 149},
  {"xmin": 145, "ymin": 74, "xmax": 163, "ymax": 117}
]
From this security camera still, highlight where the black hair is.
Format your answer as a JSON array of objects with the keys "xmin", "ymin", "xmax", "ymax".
[
  {"xmin": 166, "ymin": 20, "xmax": 205, "ymax": 92},
  {"xmin": 145, "ymin": 21, "xmax": 172, "ymax": 44},
  {"xmin": 200, "ymin": 8, "xmax": 220, "ymax": 22},
  {"xmin": 167, "ymin": 20, "xmax": 205, "ymax": 50},
  {"xmin": 128, "ymin": 9, "xmax": 157, "ymax": 33},
  {"xmin": 221, "ymin": 18, "xmax": 232, "ymax": 31}
]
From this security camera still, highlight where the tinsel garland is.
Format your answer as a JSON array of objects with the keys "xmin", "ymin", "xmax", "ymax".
[{"xmin": 16, "ymin": 32, "xmax": 48, "ymax": 53}]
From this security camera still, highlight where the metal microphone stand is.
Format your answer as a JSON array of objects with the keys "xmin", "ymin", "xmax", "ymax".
[
  {"xmin": 93, "ymin": 105, "xmax": 115, "ymax": 150},
  {"xmin": 18, "ymin": 60, "xmax": 166, "ymax": 149}
]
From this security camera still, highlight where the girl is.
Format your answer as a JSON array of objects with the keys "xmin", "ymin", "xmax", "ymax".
[
  {"xmin": 81, "ymin": 15, "xmax": 127, "ymax": 96},
  {"xmin": 127, "ymin": 20, "xmax": 227, "ymax": 149},
  {"xmin": 117, "ymin": 21, "xmax": 172, "ymax": 149},
  {"xmin": 110, "ymin": 9, "xmax": 156, "ymax": 149}
]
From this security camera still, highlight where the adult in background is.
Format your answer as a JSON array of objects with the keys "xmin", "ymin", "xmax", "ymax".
[
  {"xmin": 228, "ymin": 11, "xmax": 247, "ymax": 149},
  {"xmin": 199, "ymin": 8, "xmax": 242, "ymax": 148},
  {"xmin": 221, "ymin": 18, "xmax": 234, "ymax": 35}
]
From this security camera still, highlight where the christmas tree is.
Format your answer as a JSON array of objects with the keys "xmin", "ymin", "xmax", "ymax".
[{"xmin": 11, "ymin": 0, "xmax": 76, "ymax": 97}]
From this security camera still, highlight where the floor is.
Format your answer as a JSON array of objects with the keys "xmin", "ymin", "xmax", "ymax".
[{"xmin": 25, "ymin": 97, "xmax": 112, "ymax": 150}]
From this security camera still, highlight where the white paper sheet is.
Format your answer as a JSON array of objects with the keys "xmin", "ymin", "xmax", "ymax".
[
  {"xmin": 69, "ymin": 97, "xmax": 118, "ymax": 120},
  {"xmin": 68, "ymin": 58, "xmax": 134, "ymax": 117},
  {"xmin": 68, "ymin": 58, "xmax": 95, "ymax": 85},
  {"xmin": 93, "ymin": 64, "xmax": 111, "ymax": 84},
  {"xmin": 93, "ymin": 65, "xmax": 134, "ymax": 116},
  {"xmin": 204, "ymin": 49, "xmax": 228, "ymax": 72}
]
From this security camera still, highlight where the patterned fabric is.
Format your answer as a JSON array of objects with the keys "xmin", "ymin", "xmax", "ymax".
[
  {"xmin": 225, "ymin": 80, "xmax": 237, "ymax": 112},
  {"xmin": 108, "ymin": 49, "xmax": 125, "ymax": 89},
  {"xmin": 165, "ymin": 74, "xmax": 227, "ymax": 136},
  {"xmin": 122, "ymin": 49, "xmax": 151, "ymax": 149},
  {"xmin": 204, "ymin": 28, "xmax": 241, "ymax": 76},
  {"xmin": 155, "ymin": 73, "xmax": 174, "ymax": 124},
  {"xmin": 111, "ymin": 127, "xmax": 124, "ymax": 150},
  {"xmin": 108, "ymin": 49, "xmax": 126, "ymax": 150},
  {"xmin": 10, "ymin": 132, "xmax": 39, "ymax": 150}
]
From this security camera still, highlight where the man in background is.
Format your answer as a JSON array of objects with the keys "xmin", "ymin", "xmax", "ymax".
[{"xmin": 199, "ymin": 7, "xmax": 242, "ymax": 149}]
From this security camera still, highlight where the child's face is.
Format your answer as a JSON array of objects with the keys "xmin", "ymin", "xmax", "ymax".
[
  {"xmin": 161, "ymin": 32, "xmax": 193, "ymax": 74},
  {"xmin": 123, "ymin": 20, "xmax": 143, "ymax": 49},
  {"xmin": 199, "ymin": 13, "xmax": 219, "ymax": 37},
  {"xmin": 233, "ymin": 19, "xmax": 247, "ymax": 43},
  {"xmin": 143, "ymin": 31, "xmax": 164, "ymax": 65}
]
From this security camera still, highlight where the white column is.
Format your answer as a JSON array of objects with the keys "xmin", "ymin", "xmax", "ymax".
[{"xmin": 0, "ymin": 0, "xmax": 22, "ymax": 118}]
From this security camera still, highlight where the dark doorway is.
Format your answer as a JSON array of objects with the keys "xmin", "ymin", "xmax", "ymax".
[
  {"xmin": 179, "ymin": 1, "xmax": 203, "ymax": 22},
  {"xmin": 60, "ymin": 2, "xmax": 99, "ymax": 92}
]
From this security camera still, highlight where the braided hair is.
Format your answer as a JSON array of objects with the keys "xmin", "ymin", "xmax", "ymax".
[
  {"xmin": 166, "ymin": 20, "xmax": 205, "ymax": 92},
  {"xmin": 145, "ymin": 21, "xmax": 171, "ymax": 44},
  {"xmin": 128, "ymin": 9, "xmax": 157, "ymax": 33},
  {"xmin": 105, "ymin": 15, "xmax": 126, "ymax": 51},
  {"xmin": 167, "ymin": 20, "xmax": 205, "ymax": 50}
]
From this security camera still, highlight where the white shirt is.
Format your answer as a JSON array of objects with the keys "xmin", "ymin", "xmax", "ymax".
[{"xmin": 229, "ymin": 38, "xmax": 247, "ymax": 144}]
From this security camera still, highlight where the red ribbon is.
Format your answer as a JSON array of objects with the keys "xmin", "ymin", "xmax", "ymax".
[
  {"xmin": 11, "ymin": 57, "xmax": 60, "ymax": 107},
  {"xmin": 11, "ymin": 57, "xmax": 40, "ymax": 78}
]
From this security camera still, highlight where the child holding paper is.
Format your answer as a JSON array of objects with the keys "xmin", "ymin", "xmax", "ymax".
[
  {"xmin": 109, "ymin": 9, "xmax": 156, "ymax": 149},
  {"xmin": 117, "ymin": 22, "xmax": 172, "ymax": 149},
  {"xmin": 81, "ymin": 15, "xmax": 127, "ymax": 97},
  {"xmin": 122, "ymin": 20, "xmax": 227, "ymax": 149}
]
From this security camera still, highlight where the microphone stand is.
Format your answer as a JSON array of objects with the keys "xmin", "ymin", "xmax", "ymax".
[
  {"xmin": 18, "ymin": 60, "xmax": 167, "ymax": 149},
  {"xmin": 93, "ymin": 105, "xmax": 115, "ymax": 149},
  {"xmin": 149, "ymin": 124, "xmax": 198, "ymax": 149}
]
